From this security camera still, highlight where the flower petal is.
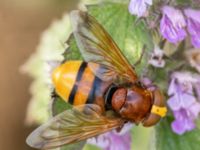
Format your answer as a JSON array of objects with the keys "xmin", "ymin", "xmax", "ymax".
[
  {"xmin": 129, "ymin": 0, "xmax": 152, "ymax": 17},
  {"xmin": 172, "ymin": 109, "xmax": 196, "ymax": 135},
  {"xmin": 87, "ymin": 126, "xmax": 132, "ymax": 150},
  {"xmin": 184, "ymin": 9, "xmax": 200, "ymax": 24},
  {"xmin": 180, "ymin": 93, "xmax": 196, "ymax": 109},
  {"xmin": 185, "ymin": 119, "xmax": 196, "ymax": 131},
  {"xmin": 168, "ymin": 71, "xmax": 200, "ymax": 134},
  {"xmin": 129, "ymin": 0, "xmax": 146, "ymax": 17},
  {"xmin": 188, "ymin": 102, "xmax": 200, "ymax": 118},
  {"xmin": 87, "ymin": 134, "xmax": 110, "ymax": 149},
  {"xmin": 105, "ymin": 132, "xmax": 131, "ymax": 150},
  {"xmin": 162, "ymin": 6, "xmax": 186, "ymax": 27},
  {"xmin": 160, "ymin": 6, "xmax": 186, "ymax": 43},
  {"xmin": 184, "ymin": 9, "xmax": 200, "ymax": 48},
  {"xmin": 171, "ymin": 119, "xmax": 187, "ymax": 135},
  {"xmin": 145, "ymin": 0, "xmax": 152, "ymax": 5},
  {"xmin": 168, "ymin": 78, "xmax": 176, "ymax": 95},
  {"xmin": 167, "ymin": 94, "xmax": 181, "ymax": 111}
]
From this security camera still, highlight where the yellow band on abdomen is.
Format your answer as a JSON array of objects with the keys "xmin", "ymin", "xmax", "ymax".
[
  {"xmin": 52, "ymin": 61, "xmax": 82, "ymax": 102},
  {"xmin": 73, "ymin": 63, "xmax": 97, "ymax": 105}
]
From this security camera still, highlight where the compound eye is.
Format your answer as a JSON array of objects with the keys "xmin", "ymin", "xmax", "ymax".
[
  {"xmin": 126, "ymin": 90, "xmax": 142, "ymax": 102},
  {"xmin": 112, "ymin": 88, "xmax": 127, "ymax": 112}
]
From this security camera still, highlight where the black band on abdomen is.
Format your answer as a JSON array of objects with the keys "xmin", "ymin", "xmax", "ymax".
[
  {"xmin": 86, "ymin": 75, "xmax": 102, "ymax": 104},
  {"xmin": 68, "ymin": 62, "xmax": 87, "ymax": 104}
]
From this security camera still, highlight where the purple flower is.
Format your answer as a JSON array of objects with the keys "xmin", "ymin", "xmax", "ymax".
[
  {"xmin": 148, "ymin": 45, "xmax": 165, "ymax": 68},
  {"xmin": 171, "ymin": 109, "xmax": 196, "ymax": 135},
  {"xmin": 160, "ymin": 6, "xmax": 187, "ymax": 44},
  {"xmin": 167, "ymin": 72, "xmax": 200, "ymax": 135},
  {"xmin": 87, "ymin": 123, "xmax": 132, "ymax": 150},
  {"xmin": 129, "ymin": 0, "xmax": 152, "ymax": 17},
  {"xmin": 184, "ymin": 9, "xmax": 200, "ymax": 48}
]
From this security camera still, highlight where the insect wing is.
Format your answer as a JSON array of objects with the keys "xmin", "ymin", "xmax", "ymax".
[
  {"xmin": 26, "ymin": 104, "xmax": 124, "ymax": 149},
  {"xmin": 70, "ymin": 10, "xmax": 138, "ymax": 83}
]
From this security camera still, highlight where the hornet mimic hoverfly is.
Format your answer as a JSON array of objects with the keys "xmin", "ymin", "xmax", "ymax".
[{"xmin": 26, "ymin": 10, "xmax": 167, "ymax": 149}]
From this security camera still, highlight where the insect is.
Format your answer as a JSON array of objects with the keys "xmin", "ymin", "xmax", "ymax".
[{"xmin": 26, "ymin": 10, "xmax": 167, "ymax": 149}]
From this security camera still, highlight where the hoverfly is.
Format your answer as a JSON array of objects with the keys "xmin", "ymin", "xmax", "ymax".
[{"xmin": 26, "ymin": 10, "xmax": 167, "ymax": 149}]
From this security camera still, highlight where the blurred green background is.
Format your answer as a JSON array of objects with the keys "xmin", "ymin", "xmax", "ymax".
[{"xmin": 0, "ymin": 0, "xmax": 78, "ymax": 149}]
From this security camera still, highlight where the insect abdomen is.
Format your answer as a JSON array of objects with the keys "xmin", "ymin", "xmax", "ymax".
[{"xmin": 52, "ymin": 61, "xmax": 101, "ymax": 105}]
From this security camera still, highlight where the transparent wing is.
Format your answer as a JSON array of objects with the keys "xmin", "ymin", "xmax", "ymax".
[
  {"xmin": 26, "ymin": 104, "xmax": 124, "ymax": 149},
  {"xmin": 70, "ymin": 10, "xmax": 138, "ymax": 83}
]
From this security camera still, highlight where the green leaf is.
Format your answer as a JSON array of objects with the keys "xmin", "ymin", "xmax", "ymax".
[
  {"xmin": 52, "ymin": 95, "xmax": 72, "ymax": 116},
  {"xmin": 156, "ymin": 117, "xmax": 200, "ymax": 150},
  {"xmin": 64, "ymin": 34, "xmax": 82, "ymax": 60}
]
